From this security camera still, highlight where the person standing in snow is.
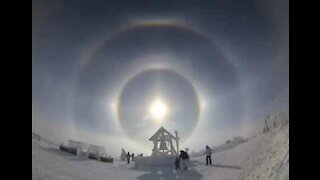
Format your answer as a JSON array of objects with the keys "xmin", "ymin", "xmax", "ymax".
[
  {"xmin": 127, "ymin": 152, "xmax": 131, "ymax": 164},
  {"xmin": 205, "ymin": 145, "xmax": 212, "ymax": 165},
  {"xmin": 179, "ymin": 150, "xmax": 189, "ymax": 170},
  {"xmin": 174, "ymin": 156, "xmax": 180, "ymax": 170},
  {"xmin": 131, "ymin": 153, "xmax": 135, "ymax": 161}
]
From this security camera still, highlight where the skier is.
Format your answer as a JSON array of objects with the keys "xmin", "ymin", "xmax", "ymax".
[
  {"xmin": 131, "ymin": 153, "xmax": 135, "ymax": 161},
  {"xmin": 127, "ymin": 152, "xmax": 131, "ymax": 164},
  {"xmin": 179, "ymin": 150, "xmax": 189, "ymax": 170},
  {"xmin": 205, "ymin": 145, "xmax": 212, "ymax": 165}
]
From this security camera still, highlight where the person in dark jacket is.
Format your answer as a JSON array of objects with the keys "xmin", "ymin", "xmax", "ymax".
[
  {"xmin": 174, "ymin": 156, "xmax": 180, "ymax": 170},
  {"xmin": 131, "ymin": 153, "xmax": 135, "ymax": 161},
  {"xmin": 179, "ymin": 150, "xmax": 189, "ymax": 170},
  {"xmin": 127, "ymin": 152, "xmax": 131, "ymax": 164}
]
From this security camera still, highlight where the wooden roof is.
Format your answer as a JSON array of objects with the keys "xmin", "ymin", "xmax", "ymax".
[{"xmin": 149, "ymin": 127, "xmax": 176, "ymax": 141}]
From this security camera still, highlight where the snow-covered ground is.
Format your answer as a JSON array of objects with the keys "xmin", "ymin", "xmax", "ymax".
[{"xmin": 32, "ymin": 122, "xmax": 288, "ymax": 180}]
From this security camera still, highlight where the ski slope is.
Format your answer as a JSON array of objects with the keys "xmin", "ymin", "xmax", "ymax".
[{"xmin": 32, "ymin": 123, "xmax": 288, "ymax": 180}]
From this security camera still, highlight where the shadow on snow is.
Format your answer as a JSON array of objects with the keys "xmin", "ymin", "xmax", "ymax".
[{"xmin": 130, "ymin": 160, "xmax": 203, "ymax": 180}]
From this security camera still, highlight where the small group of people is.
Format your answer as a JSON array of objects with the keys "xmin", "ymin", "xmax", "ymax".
[
  {"xmin": 126, "ymin": 152, "xmax": 135, "ymax": 164},
  {"xmin": 174, "ymin": 145, "xmax": 213, "ymax": 170},
  {"xmin": 175, "ymin": 150, "xmax": 190, "ymax": 170}
]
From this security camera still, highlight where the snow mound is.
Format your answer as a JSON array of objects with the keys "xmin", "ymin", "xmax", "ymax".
[{"xmin": 134, "ymin": 155, "xmax": 176, "ymax": 167}]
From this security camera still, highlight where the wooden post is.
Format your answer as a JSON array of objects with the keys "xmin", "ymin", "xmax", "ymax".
[
  {"xmin": 265, "ymin": 118, "xmax": 269, "ymax": 132},
  {"xmin": 175, "ymin": 130, "xmax": 179, "ymax": 153}
]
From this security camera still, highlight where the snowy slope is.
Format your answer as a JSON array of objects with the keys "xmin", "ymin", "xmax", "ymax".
[
  {"xmin": 192, "ymin": 123, "xmax": 289, "ymax": 180},
  {"xmin": 32, "ymin": 122, "xmax": 288, "ymax": 180}
]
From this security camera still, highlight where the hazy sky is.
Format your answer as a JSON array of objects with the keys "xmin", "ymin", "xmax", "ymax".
[{"xmin": 32, "ymin": 0, "xmax": 288, "ymax": 156}]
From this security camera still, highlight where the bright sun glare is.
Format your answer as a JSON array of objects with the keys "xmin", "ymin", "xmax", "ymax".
[{"xmin": 149, "ymin": 99, "xmax": 168, "ymax": 121}]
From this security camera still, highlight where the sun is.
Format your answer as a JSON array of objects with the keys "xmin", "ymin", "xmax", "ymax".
[{"xmin": 149, "ymin": 99, "xmax": 168, "ymax": 122}]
